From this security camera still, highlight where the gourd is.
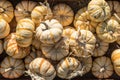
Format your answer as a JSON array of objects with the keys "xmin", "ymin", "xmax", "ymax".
[
  {"xmin": 0, "ymin": 0, "xmax": 14, "ymax": 23},
  {"xmin": 0, "ymin": 56, "xmax": 25, "ymax": 79},
  {"xmin": 111, "ymin": 49, "xmax": 120, "ymax": 76},
  {"xmin": 70, "ymin": 29, "xmax": 96, "ymax": 57},
  {"xmin": 31, "ymin": 1, "xmax": 53, "ymax": 27},
  {"xmin": 35, "ymin": 19, "xmax": 63, "ymax": 44},
  {"xmin": 88, "ymin": 0, "xmax": 111, "ymax": 22},
  {"xmin": 41, "ymin": 37, "xmax": 69, "ymax": 61},
  {"xmin": 92, "ymin": 56, "xmax": 113, "ymax": 78},
  {"xmin": 0, "ymin": 40, "xmax": 3, "ymax": 55},
  {"xmin": 4, "ymin": 33, "xmax": 30, "ymax": 59},
  {"xmin": 26, "ymin": 58, "xmax": 56, "ymax": 80},
  {"xmin": 16, "ymin": 18, "xmax": 35, "ymax": 47},
  {"xmin": 15, "ymin": 0, "xmax": 38, "ymax": 22},
  {"xmin": 96, "ymin": 18, "xmax": 120, "ymax": 43},
  {"xmin": 53, "ymin": 3, "xmax": 74, "ymax": 26},
  {"xmin": 0, "ymin": 18, "xmax": 10, "ymax": 39}
]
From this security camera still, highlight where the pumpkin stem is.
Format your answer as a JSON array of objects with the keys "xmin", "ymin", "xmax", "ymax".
[
  {"xmin": 113, "ymin": 13, "xmax": 120, "ymax": 22},
  {"xmin": 100, "ymin": 67, "xmax": 105, "ymax": 73},
  {"xmin": 4, "ymin": 67, "xmax": 12, "ymax": 72}
]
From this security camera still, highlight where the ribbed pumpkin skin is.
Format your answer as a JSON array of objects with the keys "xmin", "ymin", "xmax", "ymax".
[
  {"xmin": 29, "ymin": 58, "xmax": 56, "ymax": 80},
  {"xmin": 53, "ymin": 3, "xmax": 74, "ymax": 26},
  {"xmin": 15, "ymin": 0, "xmax": 38, "ymax": 22},
  {"xmin": 70, "ymin": 30, "xmax": 96, "ymax": 57},
  {"xmin": 88, "ymin": 0, "xmax": 111, "ymax": 22},
  {"xmin": 0, "ymin": 40, "xmax": 3, "ymax": 55},
  {"xmin": 0, "ymin": 18, "xmax": 10, "ymax": 39},
  {"xmin": 92, "ymin": 56, "xmax": 113, "ymax": 78},
  {"xmin": 36, "ymin": 19, "xmax": 63, "ymax": 44},
  {"xmin": 4, "ymin": 33, "xmax": 30, "ymax": 59},
  {"xmin": 41, "ymin": 38, "xmax": 69, "ymax": 61},
  {"xmin": 16, "ymin": 18, "xmax": 35, "ymax": 47},
  {"xmin": 0, "ymin": 56, "xmax": 25, "ymax": 79},
  {"xmin": 96, "ymin": 19, "xmax": 120, "ymax": 43},
  {"xmin": 0, "ymin": 0, "xmax": 14, "ymax": 23},
  {"xmin": 57, "ymin": 57, "xmax": 80, "ymax": 79},
  {"xmin": 32, "ymin": 36, "xmax": 41, "ymax": 50}
]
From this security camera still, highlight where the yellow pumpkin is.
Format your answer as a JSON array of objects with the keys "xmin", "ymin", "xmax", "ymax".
[
  {"xmin": 15, "ymin": 0, "xmax": 38, "ymax": 22},
  {"xmin": 41, "ymin": 37, "xmax": 69, "ymax": 61},
  {"xmin": 70, "ymin": 30, "xmax": 96, "ymax": 57},
  {"xmin": 0, "ymin": 0, "xmax": 14, "ymax": 23},
  {"xmin": 26, "ymin": 58, "xmax": 56, "ymax": 80},
  {"xmin": 53, "ymin": 3, "xmax": 74, "ymax": 26},
  {"xmin": 35, "ymin": 19, "xmax": 63, "ymax": 44},
  {"xmin": 96, "ymin": 18, "xmax": 120, "ymax": 43},
  {"xmin": 0, "ymin": 56, "xmax": 25, "ymax": 79},
  {"xmin": 16, "ymin": 18, "xmax": 35, "ymax": 47},
  {"xmin": 88, "ymin": 0, "xmax": 111, "ymax": 22},
  {"xmin": 4, "ymin": 33, "xmax": 30, "ymax": 59},
  {"xmin": 0, "ymin": 40, "xmax": 3, "ymax": 55},
  {"xmin": 0, "ymin": 18, "xmax": 10, "ymax": 39},
  {"xmin": 31, "ymin": 2, "xmax": 53, "ymax": 27},
  {"xmin": 92, "ymin": 56, "xmax": 113, "ymax": 78}
]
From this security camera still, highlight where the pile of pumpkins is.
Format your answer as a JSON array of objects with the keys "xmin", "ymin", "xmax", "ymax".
[{"xmin": 0, "ymin": 0, "xmax": 120, "ymax": 79}]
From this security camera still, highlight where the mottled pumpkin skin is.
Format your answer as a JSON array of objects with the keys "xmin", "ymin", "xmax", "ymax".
[
  {"xmin": 96, "ymin": 19, "xmax": 120, "ymax": 43},
  {"xmin": 88, "ymin": 0, "xmax": 111, "ymax": 22}
]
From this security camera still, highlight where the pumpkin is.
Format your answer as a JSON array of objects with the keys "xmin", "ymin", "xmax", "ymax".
[
  {"xmin": 15, "ymin": 0, "xmax": 38, "ymax": 22},
  {"xmin": 92, "ymin": 56, "xmax": 113, "ymax": 78},
  {"xmin": 9, "ymin": 17, "xmax": 17, "ymax": 33},
  {"xmin": 62, "ymin": 26, "xmax": 76, "ymax": 39},
  {"xmin": 0, "ymin": 40, "xmax": 3, "ymax": 55},
  {"xmin": 88, "ymin": 0, "xmax": 111, "ymax": 22},
  {"xmin": 0, "ymin": 0, "xmax": 14, "ymax": 23},
  {"xmin": 31, "ymin": 2, "xmax": 53, "ymax": 27},
  {"xmin": 70, "ymin": 30, "xmax": 96, "ymax": 57},
  {"xmin": 4, "ymin": 33, "xmax": 30, "ymax": 59},
  {"xmin": 35, "ymin": 19, "xmax": 63, "ymax": 44},
  {"xmin": 111, "ymin": 49, "xmax": 120, "ymax": 76},
  {"xmin": 0, "ymin": 18, "xmax": 10, "ymax": 39},
  {"xmin": 26, "ymin": 58, "xmax": 56, "ymax": 80},
  {"xmin": 57, "ymin": 57, "xmax": 81, "ymax": 79},
  {"xmin": 32, "ymin": 36, "xmax": 41, "ymax": 50},
  {"xmin": 96, "ymin": 18, "xmax": 120, "ymax": 43},
  {"xmin": 41, "ymin": 37, "xmax": 69, "ymax": 61},
  {"xmin": 16, "ymin": 18, "xmax": 35, "ymax": 47},
  {"xmin": 93, "ymin": 36, "xmax": 109, "ymax": 57},
  {"xmin": 53, "ymin": 3, "xmax": 74, "ymax": 26},
  {"xmin": 24, "ymin": 50, "xmax": 43, "ymax": 69},
  {"xmin": 0, "ymin": 56, "xmax": 25, "ymax": 79}
]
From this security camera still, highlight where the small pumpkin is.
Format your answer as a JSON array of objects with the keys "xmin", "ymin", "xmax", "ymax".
[
  {"xmin": 41, "ymin": 37, "xmax": 69, "ymax": 61},
  {"xmin": 15, "ymin": 0, "xmax": 38, "ymax": 22},
  {"xmin": 0, "ymin": 40, "xmax": 3, "ymax": 55},
  {"xmin": 0, "ymin": 0, "xmax": 14, "ymax": 23},
  {"xmin": 0, "ymin": 18, "xmax": 10, "ymax": 39},
  {"xmin": 53, "ymin": 3, "xmax": 74, "ymax": 26},
  {"xmin": 92, "ymin": 56, "xmax": 113, "ymax": 78},
  {"xmin": 35, "ymin": 19, "xmax": 63, "ymax": 44},
  {"xmin": 4, "ymin": 33, "xmax": 30, "ymax": 59},
  {"xmin": 16, "ymin": 18, "xmax": 35, "ymax": 47},
  {"xmin": 26, "ymin": 58, "xmax": 56, "ymax": 80},
  {"xmin": 0, "ymin": 56, "xmax": 25, "ymax": 79},
  {"xmin": 96, "ymin": 18, "xmax": 120, "ymax": 43},
  {"xmin": 88, "ymin": 0, "xmax": 111, "ymax": 22},
  {"xmin": 70, "ymin": 30, "xmax": 96, "ymax": 57}
]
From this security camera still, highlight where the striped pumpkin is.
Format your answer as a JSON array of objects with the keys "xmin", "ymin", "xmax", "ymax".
[
  {"xmin": 35, "ymin": 19, "xmax": 63, "ymax": 44},
  {"xmin": 0, "ymin": 0, "xmax": 14, "ymax": 23},
  {"xmin": 57, "ymin": 57, "xmax": 80, "ymax": 79},
  {"xmin": 16, "ymin": 18, "xmax": 35, "ymax": 47},
  {"xmin": 31, "ymin": 2, "xmax": 53, "ymax": 27},
  {"xmin": 88, "ymin": 0, "xmax": 111, "ymax": 22},
  {"xmin": 27, "ymin": 58, "xmax": 56, "ymax": 80},
  {"xmin": 53, "ymin": 3, "xmax": 74, "ymax": 26},
  {"xmin": 92, "ymin": 56, "xmax": 113, "ymax": 78},
  {"xmin": 0, "ymin": 18, "xmax": 10, "ymax": 39},
  {"xmin": 15, "ymin": 0, "xmax": 38, "ymax": 22},
  {"xmin": 0, "ymin": 56, "xmax": 25, "ymax": 79},
  {"xmin": 41, "ymin": 37, "xmax": 69, "ymax": 61},
  {"xmin": 0, "ymin": 40, "xmax": 3, "ymax": 55},
  {"xmin": 4, "ymin": 33, "xmax": 30, "ymax": 59},
  {"xmin": 111, "ymin": 49, "xmax": 120, "ymax": 76},
  {"xmin": 96, "ymin": 19, "xmax": 120, "ymax": 43},
  {"xmin": 70, "ymin": 30, "xmax": 96, "ymax": 57}
]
